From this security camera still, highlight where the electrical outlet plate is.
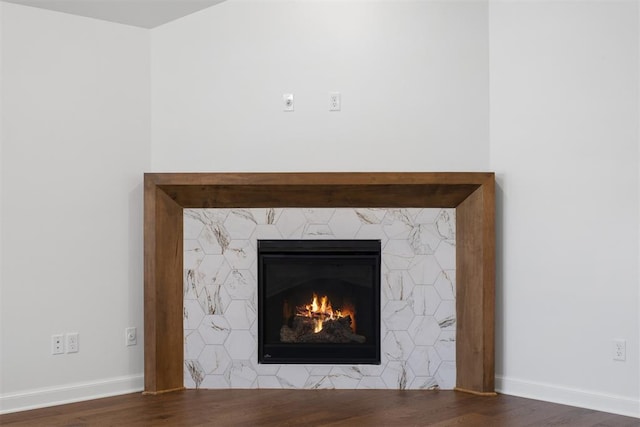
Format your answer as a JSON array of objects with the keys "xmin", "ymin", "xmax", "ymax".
[
  {"xmin": 66, "ymin": 332, "xmax": 79, "ymax": 353},
  {"xmin": 52, "ymin": 334, "xmax": 64, "ymax": 355},
  {"xmin": 283, "ymin": 93, "xmax": 294, "ymax": 111},
  {"xmin": 126, "ymin": 327, "xmax": 137, "ymax": 346},
  {"xmin": 329, "ymin": 92, "xmax": 341, "ymax": 111},
  {"xmin": 613, "ymin": 339, "xmax": 626, "ymax": 361}
]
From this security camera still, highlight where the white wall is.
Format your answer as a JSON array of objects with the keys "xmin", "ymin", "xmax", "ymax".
[
  {"xmin": 0, "ymin": 0, "xmax": 5, "ymax": 400},
  {"xmin": 0, "ymin": 3, "xmax": 150, "ymax": 413},
  {"xmin": 490, "ymin": 0, "xmax": 640, "ymax": 417},
  {"xmin": 152, "ymin": 0, "xmax": 640, "ymax": 417},
  {"xmin": 151, "ymin": 0, "xmax": 490, "ymax": 172}
]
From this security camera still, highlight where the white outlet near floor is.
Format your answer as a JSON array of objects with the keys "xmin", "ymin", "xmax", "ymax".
[
  {"xmin": 66, "ymin": 332, "xmax": 79, "ymax": 353},
  {"xmin": 329, "ymin": 92, "xmax": 341, "ymax": 111},
  {"xmin": 52, "ymin": 334, "xmax": 64, "ymax": 355},
  {"xmin": 613, "ymin": 339, "xmax": 626, "ymax": 361},
  {"xmin": 126, "ymin": 327, "xmax": 137, "ymax": 346}
]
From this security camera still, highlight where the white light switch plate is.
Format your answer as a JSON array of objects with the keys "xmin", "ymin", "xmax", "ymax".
[{"xmin": 283, "ymin": 94, "xmax": 294, "ymax": 111}]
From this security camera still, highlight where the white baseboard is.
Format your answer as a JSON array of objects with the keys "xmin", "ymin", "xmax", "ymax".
[
  {"xmin": 496, "ymin": 375, "xmax": 639, "ymax": 419},
  {"xmin": 2, "ymin": 374, "xmax": 637, "ymax": 418},
  {"xmin": 0, "ymin": 374, "xmax": 144, "ymax": 415}
]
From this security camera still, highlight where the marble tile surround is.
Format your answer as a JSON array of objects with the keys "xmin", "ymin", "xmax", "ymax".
[{"xmin": 183, "ymin": 208, "xmax": 456, "ymax": 390}]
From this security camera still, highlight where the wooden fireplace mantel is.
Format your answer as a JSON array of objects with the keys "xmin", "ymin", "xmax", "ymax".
[{"xmin": 144, "ymin": 172, "xmax": 495, "ymax": 395}]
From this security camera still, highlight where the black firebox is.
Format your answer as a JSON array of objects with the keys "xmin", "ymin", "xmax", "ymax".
[{"xmin": 257, "ymin": 240, "xmax": 381, "ymax": 365}]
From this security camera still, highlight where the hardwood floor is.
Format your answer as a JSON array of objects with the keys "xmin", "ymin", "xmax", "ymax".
[{"xmin": 1, "ymin": 390, "xmax": 637, "ymax": 426}]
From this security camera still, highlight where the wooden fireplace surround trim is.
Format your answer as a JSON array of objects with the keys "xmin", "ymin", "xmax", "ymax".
[{"xmin": 144, "ymin": 172, "xmax": 495, "ymax": 395}]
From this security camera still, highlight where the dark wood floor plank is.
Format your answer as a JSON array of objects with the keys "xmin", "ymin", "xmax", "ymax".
[{"xmin": 0, "ymin": 390, "xmax": 636, "ymax": 426}]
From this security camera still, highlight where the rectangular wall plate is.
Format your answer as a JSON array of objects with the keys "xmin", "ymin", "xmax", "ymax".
[
  {"xmin": 66, "ymin": 332, "xmax": 79, "ymax": 353},
  {"xmin": 126, "ymin": 327, "xmax": 137, "ymax": 346},
  {"xmin": 52, "ymin": 334, "xmax": 64, "ymax": 355},
  {"xmin": 329, "ymin": 92, "xmax": 341, "ymax": 111},
  {"xmin": 283, "ymin": 94, "xmax": 294, "ymax": 111},
  {"xmin": 613, "ymin": 339, "xmax": 626, "ymax": 361}
]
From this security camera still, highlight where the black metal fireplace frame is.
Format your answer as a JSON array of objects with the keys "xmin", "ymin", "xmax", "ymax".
[{"xmin": 257, "ymin": 239, "xmax": 381, "ymax": 365}]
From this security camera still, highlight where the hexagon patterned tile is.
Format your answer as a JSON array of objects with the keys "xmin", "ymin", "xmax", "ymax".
[{"xmin": 183, "ymin": 208, "xmax": 455, "ymax": 390}]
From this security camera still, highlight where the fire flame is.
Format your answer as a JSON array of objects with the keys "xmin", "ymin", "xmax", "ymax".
[{"xmin": 296, "ymin": 293, "xmax": 355, "ymax": 333}]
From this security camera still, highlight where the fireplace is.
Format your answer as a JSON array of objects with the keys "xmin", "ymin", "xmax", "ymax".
[
  {"xmin": 258, "ymin": 240, "xmax": 381, "ymax": 365},
  {"xmin": 144, "ymin": 172, "xmax": 495, "ymax": 395}
]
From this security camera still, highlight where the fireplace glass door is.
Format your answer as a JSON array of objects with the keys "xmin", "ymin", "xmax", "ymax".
[{"xmin": 257, "ymin": 240, "xmax": 381, "ymax": 364}]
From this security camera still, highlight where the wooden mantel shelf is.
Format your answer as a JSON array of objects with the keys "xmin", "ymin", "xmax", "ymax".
[{"xmin": 144, "ymin": 172, "xmax": 495, "ymax": 394}]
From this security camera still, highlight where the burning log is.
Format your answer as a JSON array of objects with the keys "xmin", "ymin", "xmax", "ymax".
[
  {"xmin": 280, "ymin": 315, "xmax": 366, "ymax": 344},
  {"xmin": 280, "ymin": 292, "xmax": 364, "ymax": 344}
]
